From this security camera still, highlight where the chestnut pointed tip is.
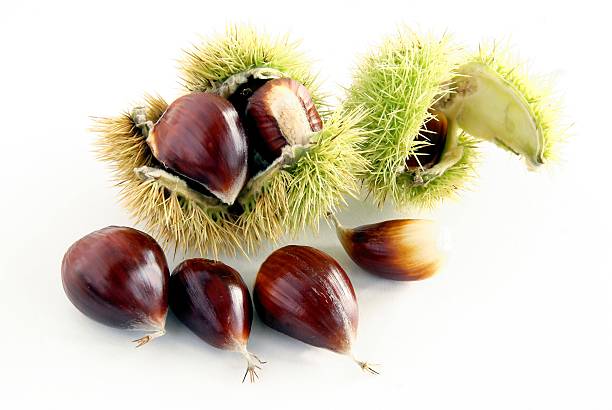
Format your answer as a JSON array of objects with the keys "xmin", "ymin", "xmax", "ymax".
[
  {"xmin": 145, "ymin": 130, "xmax": 160, "ymax": 157},
  {"xmin": 357, "ymin": 361, "xmax": 380, "ymax": 375},
  {"xmin": 239, "ymin": 348, "xmax": 265, "ymax": 383},
  {"xmin": 207, "ymin": 164, "xmax": 247, "ymax": 205},
  {"xmin": 327, "ymin": 213, "xmax": 351, "ymax": 244},
  {"xmin": 348, "ymin": 352, "xmax": 380, "ymax": 374},
  {"xmin": 131, "ymin": 328, "xmax": 166, "ymax": 348}
]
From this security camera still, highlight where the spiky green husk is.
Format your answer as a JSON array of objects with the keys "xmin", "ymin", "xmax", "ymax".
[
  {"xmin": 284, "ymin": 109, "xmax": 368, "ymax": 232},
  {"xmin": 469, "ymin": 44, "xmax": 566, "ymax": 163},
  {"xmin": 237, "ymin": 109, "xmax": 367, "ymax": 252},
  {"xmin": 94, "ymin": 95, "xmax": 242, "ymax": 256},
  {"xmin": 94, "ymin": 97, "xmax": 365, "ymax": 256},
  {"xmin": 180, "ymin": 24, "xmax": 326, "ymax": 111},
  {"xmin": 344, "ymin": 28, "xmax": 478, "ymax": 209}
]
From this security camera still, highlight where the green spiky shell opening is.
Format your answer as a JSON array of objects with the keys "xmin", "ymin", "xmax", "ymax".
[
  {"xmin": 346, "ymin": 29, "xmax": 565, "ymax": 210},
  {"xmin": 94, "ymin": 26, "xmax": 366, "ymax": 256},
  {"xmin": 344, "ymin": 28, "xmax": 479, "ymax": 209},
  {"xmin": 463, "ymin": 44, "xmax": 566, "ymax": 164}
]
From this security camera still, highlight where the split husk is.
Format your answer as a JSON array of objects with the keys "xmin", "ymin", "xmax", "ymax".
[
  {"xmin": 94, "ymin": 25, "xmax": 366, "ymax": 256},
  {"xmin": 345, "ymin": 27, "xmax": 565, "ymax": 209}
]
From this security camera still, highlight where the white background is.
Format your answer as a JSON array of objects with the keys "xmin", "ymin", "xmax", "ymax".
[{"xmin": 1, "ymin": 1, "xmax": 610, "ymax": 408}]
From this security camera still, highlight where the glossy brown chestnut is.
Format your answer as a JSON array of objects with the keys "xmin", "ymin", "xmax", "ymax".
[
  {"xmin": 147, "ymin": 92, "xmax": 248, "ymax": 205},
  {"xmin": 169, "ymin": 258, "xmax": 264, "ymax": 382},
  {"xmin": 331, "ymin": 215, "xmax": 446, "ymax": 281},
  {"xmin": 406, "ymin": 109, "xmax": 448, "ymax": 169},
  {"xmin": 245, "ymin": 78, "xmax": 323, "ymax": 162},
  {"xmin": 61, "ymin": 226, "xmax": 169, "ymax": 346},
  {"xmin": 253, "ymin": 245, "xmax": 376, "ymax": 373}
]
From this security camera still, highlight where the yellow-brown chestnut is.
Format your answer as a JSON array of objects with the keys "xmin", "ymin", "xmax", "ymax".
[
  {"xmin": 330, "ymin": 215, "xmax": 446, "ymax": 281},
  {"xmin": 146, "ymin": 93, "xmax": 248, "ymax": 205},
  {"xmin": 244, "ymin": 78, "xmax": 322, "ymax": 162}
]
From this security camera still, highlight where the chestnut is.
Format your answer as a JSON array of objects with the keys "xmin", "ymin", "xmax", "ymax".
[
  {"xmin": 245, "ymin": 78, "xmax": 323, "ymax": 162},
  {"xmin": 147, "ymin": 92, "xmax": 248, "ymax": 205},
  {"xmin": 406, "ymin": 109, "xmax": 448, "ymax": 170},
  {"xmin": 254, "ymin": 245, "xmax": 377, "ymax": 373},
  {"xmin": 169, "ymin": 259, "xmax": 264, "ymax": 382},
  {"xmin": 331, "ymin": 216, "xmax": 446, "ymax": 281},
  {"xmin": 61, "ymin": 226, "xmax": 169, "ymax": 346}
]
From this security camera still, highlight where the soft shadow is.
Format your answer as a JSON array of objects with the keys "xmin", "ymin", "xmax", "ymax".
[{"xmin": 249, "ymin": 311, "xmax": 320, "ymax": 368}]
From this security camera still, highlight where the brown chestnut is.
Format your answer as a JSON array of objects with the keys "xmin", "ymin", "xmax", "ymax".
[
  {"xmin": 147, "ymin": 92, "xmax": 248, "ymax": 205},
  {"xmin": 254, "ymin": 245, "xmax": 377, "ymax": 373},
  {"xmin": 245, "ymin": 78, "xmax": 323, "ymax": 162},
  {"xmin": 61, "ymin": 226, "xmax": 169, "ymax": 346},
  {"xmin": 406, "ymin": 109, "xmax": 448, "ymax": 169},
  {"xmin": 169, "ymin": 258, "xmax": 264, "ymax": 382},
  {"xmin": 331, "ymin": 216, "xmax": 446, "ymax": 281}
]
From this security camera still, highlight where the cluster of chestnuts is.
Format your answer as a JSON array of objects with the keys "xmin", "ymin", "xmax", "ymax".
[
  {"xmin": 95, "ymin": 25, "xmax": 563, "ymax": 257},
  {"xmin": 62, "ymin": 218, "xmax": 445, "ymax": 381},
  {"xmin": 74, "ymin": 24, "xmax": 564, "ymax": 383},
  {"xmin": 95, "ymin": 26, "xmax": 368, "ymax": 257},
  {"xmin": 144, "ymin": 78, "xmax": 322, "ymax": 207}
]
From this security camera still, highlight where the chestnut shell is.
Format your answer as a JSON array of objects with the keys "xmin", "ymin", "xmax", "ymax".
[
  {"xmin": 147, "ymin": 93, "xmax": 248, "ymax": 205},
  {"xmin": 253, "ymin": 245, "xmax": 358, "ymax": 354},
  {"xmin": 169, "ymin": 259, "xmax": 252, "ymax": 351},
  {"xmin": 61, "ymin": 226, "xmax": 169, "ymax": 330},
  {"xmin": 245, "ymin": 78, "xmax": 323, "ymax": 162}
]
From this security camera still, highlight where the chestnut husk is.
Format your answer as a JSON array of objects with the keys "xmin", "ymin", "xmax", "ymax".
[
  {"xmin": 94, "ymin": 26, "xmax": 366, "ymax": 257},
  {"xmin": 169, "ymin": 258, "xmax": 264, "ymax": 382},
  {"xmin": 343, "ymin": 29, "xmax": 478, "ymax": 209},
  {"xmin": 253, "ymin": 245, "xmax": 377, "ymax": 373},
  {"xmin": 346, "ymin": 29, "xmax": 565, "ymax": 210},
  {"xmin": 331, "ymin": 216, "xmax": 445, "ymax": 281},
  {"xmin": 147, "ymin": 92, "xmax": 248, "ymax": 205},
  {"xmin": 61, "ymin": 226, "xmax": 169, "ymax": 346}
]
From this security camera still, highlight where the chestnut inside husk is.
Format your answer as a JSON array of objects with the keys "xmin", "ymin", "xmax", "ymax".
[
  {"xmin": 95, "ymin": 26, "xmax": 366, "ymax": 255},
  {"xmin": 146, "ymin": 93, "xmax": 249, "ymax": 206},
  {"xmin": 245, "ymin": 78, "xmax": 323, "ymax": 164},
  {"xmin": 139, "ymin": 71, "xmax": 323, "ymax": 213},
  {"xmin": 405, "ymin": 109, "xmax": 448, "ymax": 171},
  {"xmin": 226, "ymin": 77, "xmax": 271, "ymax": 175}
]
